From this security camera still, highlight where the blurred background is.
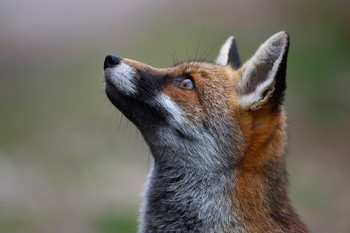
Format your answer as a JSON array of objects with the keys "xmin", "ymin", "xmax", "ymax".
[{"xmin": 1, "ymin": 0, "xmax": 349, "ymax": 232}]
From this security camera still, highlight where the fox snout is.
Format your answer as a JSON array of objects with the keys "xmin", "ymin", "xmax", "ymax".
[
  {"xmin": 103, "ymin": 53, "xmax": 175, "ymax": 135},
  {"xmin": 104, "ymin": 54, "xmax": 121, "ymax": 69},
  {"xmin": 103, "ymin": 54, "xmax": 139, "ymax": 97}
]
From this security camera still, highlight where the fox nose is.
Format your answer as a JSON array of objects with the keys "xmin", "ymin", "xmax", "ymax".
[{"xmin": 104, "ymin": 54, "xmax": 121, "ymax": 69}]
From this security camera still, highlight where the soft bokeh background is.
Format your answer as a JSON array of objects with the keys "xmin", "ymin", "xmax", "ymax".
[{"xmin": 1, "ymin": 0, "xmax": 349, "ymax": 232}]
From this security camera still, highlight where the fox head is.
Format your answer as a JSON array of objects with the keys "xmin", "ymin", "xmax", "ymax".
[{"xmin": 104, "ymin": 32, "xmax": 290, "ymax": 170}]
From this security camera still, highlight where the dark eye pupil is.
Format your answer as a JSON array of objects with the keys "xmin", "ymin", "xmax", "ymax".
[{"xmin": 180, "ymin": 79, "xmax": 193, "ymax": 89}]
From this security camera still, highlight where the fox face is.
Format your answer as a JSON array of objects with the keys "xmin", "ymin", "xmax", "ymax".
[{"xmin": 104, "ymin": 32, "xmax": 289, "ymax": 170}]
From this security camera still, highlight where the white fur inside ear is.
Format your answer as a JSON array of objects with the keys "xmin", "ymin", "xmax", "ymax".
[
  {"xmin": 238, "ymin": 82, "xmax": 275, "ymax": 110},
  {"xmin": 237, "ymin": 32, "xmax": 287, "ymax": 109},
  {"xmin": 215, "ymin": 36, "xmax": 234, "ymax": 66}
]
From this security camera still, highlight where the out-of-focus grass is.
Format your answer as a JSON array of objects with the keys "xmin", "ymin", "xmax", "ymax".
[
  {"xmin": 0, "ymin": 212, "xmax": 38, "ymax": 233},
  {"xmin": 288, "ymin": 20, "xmax": 350, "ymax": 125},
  {"xmin": 93, "ymin": 208, "xmax": 138, "ymax": 233}
]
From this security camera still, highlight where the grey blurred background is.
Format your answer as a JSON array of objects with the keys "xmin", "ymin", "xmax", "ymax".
[{"xmin": 1, "ymin": 0, "xmax": 349, "ymax": 232}]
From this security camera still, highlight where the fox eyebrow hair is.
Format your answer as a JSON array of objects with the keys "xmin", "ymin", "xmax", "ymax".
[
  {"xmin": 188, "ymin": 71, "xmax": 207, "ymax": 79},
  {"xmin": 183, "ymin": 64, "xmax": 209, "ymax": 78}
]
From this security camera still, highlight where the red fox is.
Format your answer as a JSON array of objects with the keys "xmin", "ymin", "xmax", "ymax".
[{"xmin": 103, "ymin": 32, "xmax": 308, "ymax": 233}]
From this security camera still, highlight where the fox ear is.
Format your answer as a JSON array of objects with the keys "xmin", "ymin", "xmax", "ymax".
[
  {"xmin": 215, "ymin": 36, "xmax": 242, "ymax": 69},
  {"xmin": 237, "ymin": 32, "xmax": 290, "ymax": 110}
]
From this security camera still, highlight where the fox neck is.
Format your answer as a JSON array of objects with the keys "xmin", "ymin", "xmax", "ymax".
[
  {"xmin": 139, "ymin": 123, "xmax": 242, "ymax": 232},
  {"xmin": 139, "ymin": 113, "xmax": 305, "ymax": 233},
  {"xmin": 140, "ymin": 162, "xmax": 242, "ymax": 233}
]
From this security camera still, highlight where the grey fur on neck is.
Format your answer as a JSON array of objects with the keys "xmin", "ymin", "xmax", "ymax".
[
  {"xmin": 139, "ymin": 162, "xmax": 241, "ymax": 233},
  {"xmin": 138, "ymin": 124, "xmax": 243, "ymax": 233}
]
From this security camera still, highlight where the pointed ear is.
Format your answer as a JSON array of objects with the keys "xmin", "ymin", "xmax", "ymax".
[
  {"xmin": 237, "ymin": 31, "xmax": 290, "ymax": 110},
  {"xmin": 215, "ymin": 36, "xmax": 242, "ymax": 69}
]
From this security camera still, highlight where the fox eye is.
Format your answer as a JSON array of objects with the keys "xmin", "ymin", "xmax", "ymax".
[
  {"xmin": 174, "ymin": 78, "xmax": 195, "ymax": 90},
  {"xmin": 180, "ymin": 79, "xmax": 193, "ymax": 89}
]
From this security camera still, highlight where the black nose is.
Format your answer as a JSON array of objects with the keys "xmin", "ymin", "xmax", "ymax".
[{"xmin": 104, "ymin": 54, "xmax": 121, "ymax": 69}]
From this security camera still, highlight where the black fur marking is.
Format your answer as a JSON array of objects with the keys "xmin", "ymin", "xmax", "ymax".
[
  {"xmin": 228, "ymin": 38, "xmax": 242, "ymax": 69},
  {"xmin": 271, "ymin": 35, "xmax": 289, "ymax": 108},
  {"xmin": 104, "ymin": 69, "xmax": 171, "ymax": 132}
]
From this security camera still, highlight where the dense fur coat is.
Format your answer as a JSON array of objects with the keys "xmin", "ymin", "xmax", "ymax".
[{"xmin": 103, "ymin": 32, "xmax": 308, "ymax": 232}]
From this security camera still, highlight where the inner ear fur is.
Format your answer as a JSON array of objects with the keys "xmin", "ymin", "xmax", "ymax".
[{"xmin": 237, "ymin": 31, "xmax": 290, "ymax": 111}]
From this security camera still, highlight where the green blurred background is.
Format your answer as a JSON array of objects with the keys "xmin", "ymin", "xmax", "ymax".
[{"xmin": 1, "ymin": 0, "xmax": 349, "ymax": 232}]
